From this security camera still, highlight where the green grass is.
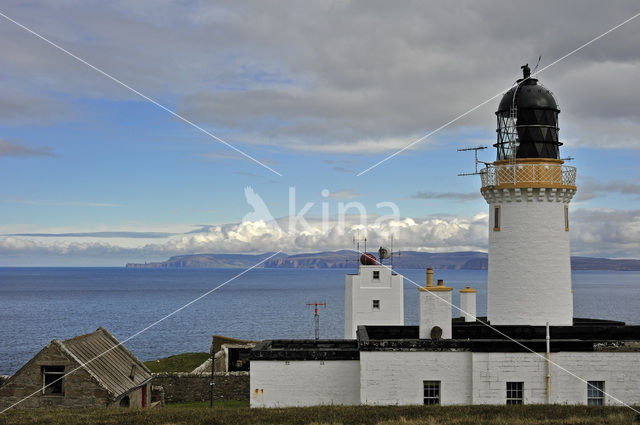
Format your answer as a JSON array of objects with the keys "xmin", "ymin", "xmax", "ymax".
[
  {"xmin": 165, "ymin": 400, "xmax": 249, "ymax": 409},
  {"xmin": 143, "ymin": 352, "xmax": 210, "ymax": 373},
  {"xmin": 1, "ymin": 404, "xmax": 639, "ymax": 425}
]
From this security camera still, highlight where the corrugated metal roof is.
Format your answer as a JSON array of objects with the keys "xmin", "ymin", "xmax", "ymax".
[{"xmin": 61, "ymin": 327, "xmax": 151, "ymax": 399}]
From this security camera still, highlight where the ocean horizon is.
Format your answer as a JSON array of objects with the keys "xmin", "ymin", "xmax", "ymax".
[{"xmin": 1, "ymin": 267, "xmax": 639, "ymax": 375}]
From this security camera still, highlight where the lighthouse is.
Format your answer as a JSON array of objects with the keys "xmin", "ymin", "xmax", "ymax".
[{"xmin": 480, "ymin": 65, "xmax": 577, "ymax": 326}]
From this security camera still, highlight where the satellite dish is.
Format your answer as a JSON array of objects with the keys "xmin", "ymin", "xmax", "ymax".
[{"xmin": 378, "ymin": 247, "xmax": 391, "ymax": 260}]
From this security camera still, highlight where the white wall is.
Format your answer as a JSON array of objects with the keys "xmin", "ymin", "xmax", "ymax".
[
  {"xmin": 471, "ymin": 352, "xmax": 547, "ymax": 404},
  {"xmin": 250, "ymin": 360, "xmax": 360, "ymax": 408},
  {"xmin": 550, "ymin": 352, "xmax": 640, "ymax": 406},
  {"xmin": 460, "ymin": 291, "xmax": 477, "ymax": 322},
  {"xmin": 345, "ymin": 265, "xmax": 404, "ymax": 339},
  {"xmin": 360, "ymin": 351, "xmax": 472, "ymax": 405},
  {"xmin": 419, "ymin": 289, "xmax": 452, "ymax": 339},
  {"xmin": 252, "ymin": 351, "xmax": 640, "ymax": 407},
  {"xmin": 485, "ymin": 188, "xmax": 574, "ymax": 326}
]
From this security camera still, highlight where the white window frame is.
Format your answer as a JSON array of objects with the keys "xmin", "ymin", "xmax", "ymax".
[
  {"xmin": 587, "ymin": 381, "xmax": 605, "ymax": 406},
  {"xmin": 423, "ymin": 380, "xmax": 440, "ymax": 405},
  {"xmin": 506, "ymin": 381, "xmax": 523, "ymax": 405}
]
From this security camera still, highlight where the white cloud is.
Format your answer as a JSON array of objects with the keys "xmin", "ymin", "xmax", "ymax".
[
  {"xmin": 570, "ymin": 208, "xmax": 640, "ymax": 257},
  {"xmin": 0, "ymin": 214, "xmax": 489, "ymax": 263},
  {"xmin": 2, "ymin": 206, "xmax": 640, "ymax": 263}
]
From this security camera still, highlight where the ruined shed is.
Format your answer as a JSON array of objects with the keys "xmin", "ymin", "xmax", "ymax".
[{"xmin": 0, "ymin": 327, "xmax": 152, "ymax": 409}]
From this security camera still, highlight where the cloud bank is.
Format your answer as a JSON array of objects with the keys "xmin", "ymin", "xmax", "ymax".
[{"xmin": 2, "ymin": 207, "xmax": 639, "ymax": 265}]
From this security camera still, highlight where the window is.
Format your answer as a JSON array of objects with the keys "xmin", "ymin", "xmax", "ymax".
[
  {"xmin": 42, "ymin": 366, "xmax": 65, "ymax": 395},
  {"xmin": 506, "ymin": 382, "xmax": 523, "ymax": 405},
  {"xmin": 564, "ymin": 205, "xmax": 569, "ymax": 231},
  {"xmin": 373, "ymin": 270, "xmax": 380, "ymax": 280},
  {"xmin": 493, "ymin": 206, "xmax": 501, "ymax": 231},
  {"xmin": 587, "ymin": 381, "xmax": 605, "ymax": 406},
  {"xmin": 372, "ymin": 299, "xmax": 380, "ymax": 310},
  {"xmin": 423, "ymin": 381, "xmax": 440, "ymax": 405}
]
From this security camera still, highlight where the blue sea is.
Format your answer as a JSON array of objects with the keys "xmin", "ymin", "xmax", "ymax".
[{"xmin": 1, "ymin": 267, "xmax": 639, "ymax": 375}]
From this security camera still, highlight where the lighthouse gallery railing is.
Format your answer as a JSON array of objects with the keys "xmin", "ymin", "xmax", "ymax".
[{"xmin": 480, "ymin": 163, "xmax": 577, "ymax": 188}]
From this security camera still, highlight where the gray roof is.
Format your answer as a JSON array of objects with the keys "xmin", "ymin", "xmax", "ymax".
[{"xmin": 60, "ymin": 327, "xmax": 151, "ymax": 399}]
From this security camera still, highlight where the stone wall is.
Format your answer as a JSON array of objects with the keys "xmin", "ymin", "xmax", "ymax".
[
  {"xmin": 0, "ymin": 341, "xmax": 111, "ymax": 409},
  {"xmin": 152, "ymin": 372, "xmax": 249, "ymax": 403}
]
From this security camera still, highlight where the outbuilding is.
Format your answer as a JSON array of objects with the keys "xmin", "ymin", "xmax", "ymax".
[{"xmin": 0, "ymin": 327, "xmax": 152, "ymax": 409}]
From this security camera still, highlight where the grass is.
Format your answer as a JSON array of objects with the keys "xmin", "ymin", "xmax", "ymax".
[
  {"xmin": 165, "ymin": 400, "xmax": 249, "ymax": 409},
  {"xmin": 1, "ymin": 404, "xmax": 639, "ymax": 425},
  {"xmin": 143, "ymin": 352, "xmax": 210, "ymax": 373}
]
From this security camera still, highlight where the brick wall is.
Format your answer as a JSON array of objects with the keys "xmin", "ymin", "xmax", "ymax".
[{"xmin": 152, "ymin": 372, "xmax": 249, "ymax": 403}]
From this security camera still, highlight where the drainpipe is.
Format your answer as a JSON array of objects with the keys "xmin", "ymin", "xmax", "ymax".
[{"xmin": 546, "ymin": 321, "xmax": 551, "ymax": 404}]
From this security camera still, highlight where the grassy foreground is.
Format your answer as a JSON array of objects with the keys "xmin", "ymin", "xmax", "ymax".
[
  {"xmin": 1, "ymin": 404, "xmax": 639, "ymax": 425},
  {"xmin": 143, "ymin": 352, "xmax": 210, "ymax": 373}
]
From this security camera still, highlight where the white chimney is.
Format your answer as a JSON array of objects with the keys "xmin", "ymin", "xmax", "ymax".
[
  {"xmin": 459, "ymin": 286, "xmax": 477, "ymax": 322},
  {"xmin": 419, "ymin": 270, "xmax": 452, "ymax": 339}
]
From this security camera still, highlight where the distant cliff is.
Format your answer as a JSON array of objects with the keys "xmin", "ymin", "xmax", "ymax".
[
  {"xmin": 126, "ymin": 253, "xmax": 285, "ymax": 269},
  {"xmin": 263, "ymin": 251, "xmax": 489, "ymax": 269},
  {"xmin": 126, "ymin": 251, "xmax": 640, "ymax": 271}
]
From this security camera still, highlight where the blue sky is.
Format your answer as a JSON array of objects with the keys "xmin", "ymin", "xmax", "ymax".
[{"xmin": 1, "ymin": 1, "xmax": 640, "ymax": 265}]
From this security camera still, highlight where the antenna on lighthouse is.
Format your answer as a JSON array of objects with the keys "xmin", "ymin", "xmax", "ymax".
[
  {"xmin": 353, "ymin": 232, "xmax": 367, "ymax": 256},
  {"xmin": 457, "ymin": 146, "xmax": 489, "ymax": 176},
  {"xmin": 306, "ymin": 302, "xmax": 326, "ymax": 340}
]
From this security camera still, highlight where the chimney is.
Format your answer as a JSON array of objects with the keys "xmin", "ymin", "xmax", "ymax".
[
  {"xmin": 459, "ymin": 286, "xmax": 477, "ymax": 322},
  {"xmin": 419, "ymin": 269, "xmax": 452, "ymax": 339}
]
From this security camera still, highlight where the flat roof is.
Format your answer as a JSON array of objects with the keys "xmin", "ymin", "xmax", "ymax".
[
  {"xmin": 251, "ymin": 339, "xmax": 360, "ymax": 361},
  {"xmin": 250, "ymin": 318, "xmax": 640, "ymax": 359},
  {"xmin": 359, "ymin": 318, "xmax": 640, "ymax": 352}
]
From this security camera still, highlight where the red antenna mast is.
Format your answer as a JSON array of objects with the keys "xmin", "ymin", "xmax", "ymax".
[{"xmin": 306, "ymin": 302, "xmax": 326, "ymax": 340}]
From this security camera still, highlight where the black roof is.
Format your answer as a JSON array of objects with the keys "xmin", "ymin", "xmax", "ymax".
[
  {"xmin": 250, "ymin": 318, "xmax": 640, "ymax": 359},
  {"xmin": 359, "ymin": 318, "xmax": 640, "ymax": 353},
  {"xmin": 251, "ymin": 339, "xmax": 359, "ymax": 361},
  {"xmin": 497, "ymin": 79, "xmax": 558, "ymax": 113}
]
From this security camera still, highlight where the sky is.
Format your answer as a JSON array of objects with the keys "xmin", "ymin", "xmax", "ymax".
[{"xmin": 1, "ymin": 0, "xmax": 640, "ymax": 266}]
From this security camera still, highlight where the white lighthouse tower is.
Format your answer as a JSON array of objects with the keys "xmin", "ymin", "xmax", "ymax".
[{"xmin": 481, "ymin": 65, "xmax": 577, "ymax": 326}]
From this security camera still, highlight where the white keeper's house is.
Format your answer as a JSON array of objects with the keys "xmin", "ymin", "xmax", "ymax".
[{"xmin": 249, "ymin": 65, "xmax": 640, "ymax": 408}]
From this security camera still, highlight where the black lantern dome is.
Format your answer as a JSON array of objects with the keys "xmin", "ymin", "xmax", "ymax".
[{"xmin": 494, "ymin": 64, "xmax": 561, "ymax": 160}]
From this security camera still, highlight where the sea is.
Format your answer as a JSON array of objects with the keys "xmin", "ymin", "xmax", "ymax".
[{"xmin": 1, "ymin": 267, "xmax": 639, "ymax": 375}]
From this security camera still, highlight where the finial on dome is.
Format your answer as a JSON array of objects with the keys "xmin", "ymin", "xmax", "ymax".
[{"xmin": 521, "ymin": 63, "xmax": 531, "ymax": 79}]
